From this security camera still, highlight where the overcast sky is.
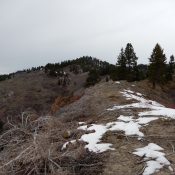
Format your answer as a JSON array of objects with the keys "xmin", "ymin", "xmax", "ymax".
[{"xmin": 0, "ymin": 0, "xmax": 175, "ymax": 74}]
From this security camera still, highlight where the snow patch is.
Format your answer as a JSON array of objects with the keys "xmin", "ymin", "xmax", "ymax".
[
  {"xmin": 107, "ymin": 120, "xmax": 144, "ymax": 137},
  {"xmin": 61, "ymin": 140, "xmax": 76, "ymax": 150},
  {"xmin": 133, "ymin": 143, "xmax": 171, "ymax": 175},
  {"xmin": 78, "ymin": 125, "xmax": 88, "ymax": 130},
  {"xmin": 107, "ymin": 115, "xmax": 158, "ymax": 137},
  {"xmin": 108, "ymin": 89, "xmax": 175, "ymax": 119},
  {"xmin": 139, "ymin": 107, "xmax": 175, "ymax": 118},
  {"xmin": 79, "ymin": 124, "xmax": 114, "ymax": 153},
  {"xmin": 136, "ymin": 117, "xmax": 158, "ymax": 125},
  {"xmin": 76, "ymin": 115, "xmax": 158, "ymax": 152},
  {"xmin": 78, "ymin": 122, "xmax": 86, "ymax": 125}
]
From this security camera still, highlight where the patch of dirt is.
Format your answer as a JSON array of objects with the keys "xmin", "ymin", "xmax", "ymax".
[
  {"xmin": 101, "ymin": 131, "xmax": 143, "ymax": 175},
  {"xmin": 51, "ymin": 95, "xmax": 83, "ymax": 114}
]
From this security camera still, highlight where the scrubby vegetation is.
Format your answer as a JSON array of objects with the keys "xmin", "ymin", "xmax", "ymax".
[
  {"xmin": 85, "ymin": 70, "xmax": 101, "ymax": 87},
  {"xmin": 0, "ymin": 74, "xmax": 12, "ymax": 82},
  {"xmin": 0, "ymin": 115, "xmax": 104, "ymax": 175}
]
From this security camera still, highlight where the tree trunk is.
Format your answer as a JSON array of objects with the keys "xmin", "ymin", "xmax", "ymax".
[{"xmin": 152, "ymin": 81, "xmax": 156, "ymax": 89}]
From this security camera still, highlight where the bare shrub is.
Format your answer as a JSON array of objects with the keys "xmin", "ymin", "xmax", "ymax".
[{"xmin": 0, "ymin": 113, "xmax": 103, "ymax": 175}]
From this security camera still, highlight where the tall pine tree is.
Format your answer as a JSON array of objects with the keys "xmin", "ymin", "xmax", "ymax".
[
  {"xmin": 148, "ymin": 44, "xmax": 167, "ymax": 88},
  {"xmin": 124, "ymin": 43, "xmax": 138, "ymax": 81},
  {"xmin": 116, "ymin": 48, "xmax": 127, "ymax": 80},
  {"xmin": 166, "ymin": 55, "xmax": 175, "ymax": 81}
]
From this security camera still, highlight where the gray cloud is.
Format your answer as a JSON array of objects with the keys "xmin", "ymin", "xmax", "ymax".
[{"xmin": 0, "ymin": 0, "xmax": 175, "ymax": 73}]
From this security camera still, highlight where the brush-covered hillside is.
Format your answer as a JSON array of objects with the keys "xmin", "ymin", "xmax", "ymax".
[{"xmin": 0, "ymin": 55, "xmax": 175, "ymax": 175}]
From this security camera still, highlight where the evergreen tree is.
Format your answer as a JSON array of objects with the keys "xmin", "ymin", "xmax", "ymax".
[
  {"xmin": 125, "ymin": 43, "xmax": 138, "ymax": 70},
  {"xmin": 166, "ymin": 55, "xmax": 175, "ymax": 81},
  {"xmin": 169, "ymin": 55, "xmax": 174, "ymax": 73},
  {"xmin": 116, "ymin": 48, "xmax": 127, "ymax": 80},
  {"xmin": 86, "ymin": 69, "xmax": 101, "ymax": 87},
  {"xmin": 124, "ymin": 43, "xmax": 138, "ymax": 81},
  {"xmin": 148, "ymin": 44, "xmax": 167, "ymax": 88},
  {"xmin": 137, "ymin": 64, "xmax": 148, "ymax": 80}
]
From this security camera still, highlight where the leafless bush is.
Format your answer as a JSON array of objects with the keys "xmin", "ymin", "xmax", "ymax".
[{"xmin": 0, "ymin": 113, "xmax": 103, "ymax": 175}]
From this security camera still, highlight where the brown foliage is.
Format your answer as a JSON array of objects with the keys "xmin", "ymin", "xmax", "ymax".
[{"xmin": 51, "ymin": 95, "xmax": 82, "ymax": 114}]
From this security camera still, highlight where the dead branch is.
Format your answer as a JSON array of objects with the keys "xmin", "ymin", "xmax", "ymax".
[{"xmin": 0, "ymin": 145, "xmax": 32, "ymax": 169}]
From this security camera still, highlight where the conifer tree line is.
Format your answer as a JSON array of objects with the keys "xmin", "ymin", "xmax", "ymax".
[
  {"xmin": 116, "ymin": 43, "xmax": 175, "ymax": 87},
  {"xmin": 0, "ymin": 43, "xmax": 174, "ymax": 88}
]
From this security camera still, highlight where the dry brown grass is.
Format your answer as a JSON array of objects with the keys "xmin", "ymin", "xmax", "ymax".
[{"xmin": 0, "ymin": 114, "xmax": 104, "ymax": 175}]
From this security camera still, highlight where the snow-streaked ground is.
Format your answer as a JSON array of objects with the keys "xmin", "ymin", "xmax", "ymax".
[
  {"xmin": 69, "ymin": 115, "xmax": 158, "ymax": 153},
  {"xmin": 108, "ymin": 89, "xmax": 175, "ymax": 119},
  {"xmin": 62, "ymin": 89, "xmax": 175, "ymax": 175},
  {"xmin": 79, "ymin": 124, "xmax": 114, "ymax": 153},
  {"xmin": 63, "ymin": 115, "xmax": 149, "ymax": 153},
  {"xmin": 133, "ymin": 143, "xmax": 172, "ymax": 175}
]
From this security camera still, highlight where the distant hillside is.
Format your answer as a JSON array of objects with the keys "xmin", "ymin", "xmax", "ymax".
[
  {"xmin": 0, "ymin": 56, "xmax": 116, "ymax": 123},
  {"xmin": 0, "ymin": 55, "xmax": 172, "ymax": 125},
  {"xmin": 0, "ymin": 56, "xmax": 150, "ymax": 84},
  {"xmin": 0, "ymin": 70, "xmax": 88, "ymax": 124}
]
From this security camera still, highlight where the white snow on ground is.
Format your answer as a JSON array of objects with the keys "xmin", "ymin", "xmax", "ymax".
[
  {"xmin": 61, "ymin": 140, "xmax": 76, "ymax": 150},
  {"xmin": 62, "ymin": 115, "xmax": 159, "ymax": 152},
  {"xmin": 74, "ymin": 115, "xmax": 158, "ymax": 152},
  {"xmin": 133, "ymin": 143, "xmax": 172, "ymax": 175},
  {"xmin": 136, "ymin": 117, "xmax": 158, "ymax": 125},
  {"xmin": 63, "ymin": 90, "xmax": 174, "ymax": 152},
  {"xmin": 115, "ymin": 81, "xmax": 120, "ymax": 84},
  {"xmin": 117, "ymin": 115, "xmax": 158, "ymax": 125},
  {"xmin": 139, "ymin": 107, "xmax": 175, "ymax": 118},
  {"xmin": 79, "ymin": 124, "xmax": 114, "ymax": 153},
  {"xmin": 78, "ymin": 122, "xmax": 86, "ymax": 125},
  {"xmin": 108, "ymin": 89, "xmax": 175, "ymax": 119},
  {"xmin": 107, "ymin": 116, "xmax": 158, "ymax": 137},
  {"xmin": 62, "ymin": 89, "xmax": 174, "ymax": 174},
  {"xmin": 107, "ymin": 120, "xmax": 144, "ymax": 137},
  {"xmin": 78, "ymin": 125, "xmax": 88, "ymax": 130}
]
